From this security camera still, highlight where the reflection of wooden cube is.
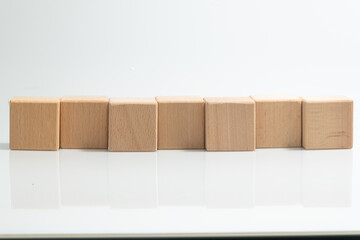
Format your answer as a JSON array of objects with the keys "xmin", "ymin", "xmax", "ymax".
[
  {"xmin": 10, "ymin": 96, "xmax": 60, "ymax": 150},
  {"xmin": 302, "ymin": 96, "xmax": 353, "ymax": 149},
  {"xmin": 108, "ymin": 153, "xmax": 158, "ymax": 208},
  {"xmin": 60, "ymin": 96, "xmax": 109, "ymax": 149},
  {"xmin": 157, "ymin": 151, "xmax": 205, "ymax": 205},
  {"xmin": 205, "ymin": 152, "xmax": 255, "ymax": 208},
  {"xmin": 60, "ymin": 151, "xmax": 108, "ymax": 206},
  {"xmin": 10, "ymin": 151, "xmax": 60, "ymax": 208},
  {"xmin": 251, "ymin": 95, "xmax": 302, "ymax": 148},
  {"xmin": 156, "ymin": 96, "xmax": 204, "ymax": 149},
  {"xmin": 109, "ymin": 98, "xmax": 157, "ymax": 152},
  {"xmin": 205, "ymin": 97, "xmax": 255, "ymax": 151}
]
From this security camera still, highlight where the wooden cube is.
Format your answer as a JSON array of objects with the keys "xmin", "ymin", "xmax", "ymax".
[
  {"xmin": 205, "ymin": 97, "xmax": 255, "ymax": 151},
  {"xmin": 302, "ymin": 96, "xmax": 353, "ymax": 149},
  {"xmin": 156, "ymin": 96, "xmax": 204, "ymax": 149},
  {"xmin": 251, "ymin": 95, "xmax": 302, "ymax": 148},
  {"xmin": 108, "ymin": 98, "xmax": 157, "ymax": 152},
  {"xmin": 10, "ymin": 96, "xmax": 60, "ymax": 150},
  {"xmin": 60, "ymin": 96, "xmax": 109, "ymax": 149}
]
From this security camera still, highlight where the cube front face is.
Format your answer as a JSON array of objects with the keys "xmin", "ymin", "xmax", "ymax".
[
  {"xmin": 205, "ymin": 99, "xmax": 255, "ymax": 151},
  {"xmin": 253, "ymin": 98, "xmax": 302, "ymax": 148},
  {"xmin": 302, "ymin": 100, "xmax": 353, "ymax": 149},
  {"xmin": 10, "ymin": 98, "xmax": 60, "ymax": 150},
  {"xmin": 60, "ymin": 98, "xmax": 109, "ymax": 149},
  {"xmin": 157, "ymin": 97, "xmax": 205, "ymax": 149},
  {"xmin": 109, "ymin": 100, "xmax": 158, "ymax": 152}
]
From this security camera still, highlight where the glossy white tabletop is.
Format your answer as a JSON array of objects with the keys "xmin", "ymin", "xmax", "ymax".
[{"xmin": 0, "ymin": 145, "xmax": 359, "ymax": 238}]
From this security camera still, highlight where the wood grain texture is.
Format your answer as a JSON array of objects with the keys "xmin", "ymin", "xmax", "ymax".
[
  {"xmin": 156, "ymin": 96, "xmax": 204, "ymax": 149},
  {"xmin": 205, "ymin": 97, "xmax": 255, "ymax": 151},
  {"xmin": 302, "ymin": 96, "xmax": 353, "ymax": 149},
  {"xmin": 60, "ymin": 96, "xmax": 109, "ymax": 149},
  {"xmin": 108, "ymin": 98, "xmax": 157, "ymax": 152},
  {"xmin": 251, "ymin": 95, "xmax": 302, "ymax": 148},
  {"xmin": 10, "ymin": 96, "xmax": 60, "ymax": 150}
]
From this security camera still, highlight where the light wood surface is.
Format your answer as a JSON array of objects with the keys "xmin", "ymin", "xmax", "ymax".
[
  {"xmin": 9, "ymin": 96, "xmax": 60, "ymax": 103},
  {"xmin": 61, "ymin": 96, "xmax": 109, "ymax": 102},
  {"xmin": 205, "ymin": 97, "xmax": 255, "ymax": 151},
  {"xmin": 251, "ymin": 95, "xmax": 302, "ymax": 148},
  {"xmin": 302, "ymin": 96, "xmax": 353, "ymax": 149},
  {"xmin": 10, "ymin": 96, "xmax": 60, "ymax": 150},
  {"xmin": 108, "ymin": 98, "xmax": 157, "ymax": 152},
  {"xmin": 156, "ymin": 96, "xmax": 205, "ymax": 149},
  {"xmin": 156, "ymin": 96, "xmax": 205, "ymax": 103},
  {"xmin": 249, "ymin": 95, "xmax": 300, "ymax": 101},
  {"xmin": 60, "ymin": 96, "xmax": 109, "ymax": 149}
]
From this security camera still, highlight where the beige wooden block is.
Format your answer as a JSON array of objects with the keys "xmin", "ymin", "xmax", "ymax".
[
  {"xmin": 108, "ymin": 98, "xmax": 157, "ymax": 152},
  {"xmin": 10, "ymin": 96, "xmax": 60, "ymax": 150},
  {"xmin": 302, "ymin": 96, "xmax": 353, "ymax": 150},
  {"xmin": 205, "ymin": 97, "xmax": 255, "ymax": 151},
  {"xmin": 156, "ymin": 96, "xmax": 204, "ymax": 149},
  {"xmin": 61, "ymin": 96, "xmax": 109, "ymax": 149},
  {"xmin": 251, "ymin": 95, "xmax": 302, "ymax": 148}
]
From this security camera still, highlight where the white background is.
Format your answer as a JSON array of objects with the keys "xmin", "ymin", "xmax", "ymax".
[
  {"xmin": 0, "ymin": 0, "xmax": 360, "ymax": 143},
  {"xmin": 1, "ymin": 1, "xmax": 360, "ymax": 237}
]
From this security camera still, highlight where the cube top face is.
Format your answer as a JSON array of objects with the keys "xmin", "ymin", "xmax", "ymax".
[
  {"xmin": 251, "ymin": 95, "xmax": 301, "ymax": 102},
  {"xmin": 302, "ymin": 96, "xmax": 352, "ymax": 103},
  {"xmin": 205, "ymin": 97, "xmax": 255, "ymax": 151},
  {"xmin": 302, "ymin": 98, "xmax": 353, "ymax": 150},
  {"xmin": 157, "ymin": 96, "xmax": 204, "ymax": 149},
  {"xmin": 11, "ymin": 96, "xmax": 60, "ymax": 103},
  {"xmin": 252, "ymin": 96, "xmax": 302, "ymax": 148},
  {"xmin": 156, "ymin": 96, "xmax": 204, "ymax": 103},
  {"xmin": 110, "ymin": 97, "xmax": 156, "ymax": 105},
  {"xmin": 204, "ymin": 97, "xmax": 254, "ymax": 104},
  {"xmin": 10, "ymin": 97, "xmax": 60, "ymax": 150},
  {"xmin": 109, "ymin": 98, "xmax": 157, "ymax": 152},
  {"xmin": 61, "ymin": 96, "xmax": 108, "ymax": 103},
  {"xmin": 60, "ymin": 96, "xmax": 109, "ymax": 149}
]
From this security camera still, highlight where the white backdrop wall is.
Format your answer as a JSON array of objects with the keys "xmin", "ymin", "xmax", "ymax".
[{"xmin": 1, "ymin": 0, "xmax": 359, "ymax": 143}]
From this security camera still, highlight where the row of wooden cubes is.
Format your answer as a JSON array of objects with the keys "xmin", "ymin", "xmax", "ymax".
[{"xmin": 9, "ymin": 96, "xmax": 353, "ymax": 151}]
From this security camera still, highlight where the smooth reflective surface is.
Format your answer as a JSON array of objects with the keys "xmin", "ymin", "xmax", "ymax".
[{"xmin": 0, "ymin": 148, "xmax": 359, "ymax": 237}]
